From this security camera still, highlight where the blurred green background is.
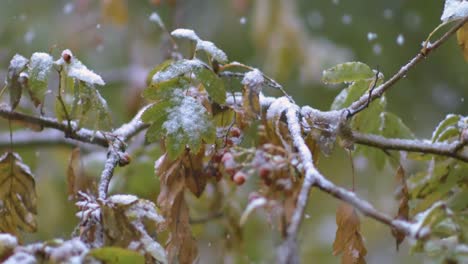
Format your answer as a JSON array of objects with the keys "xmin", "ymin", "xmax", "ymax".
[{"xmin": 0, "ymin": 0, "xmax": 466, "ymax": 263}]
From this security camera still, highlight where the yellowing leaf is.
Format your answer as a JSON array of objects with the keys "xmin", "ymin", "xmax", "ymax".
[
  {"xmin": 0, "ymin": 152, "xmax": 37, "ymax": 235},
  {"xmin": 102, "ymin": 0, "xmax": 128, "ymax": 25},
  {"xmin": 86, "ymin": 247, "xmax": 145, "ymax": 264},
  {"xmin": 322, "ymin": 62, "xmax": 374, "ymax": 84},
  {"xmin": 457, "ymin": 22, "xmax": 468, "ymax": 62},
  {"xmin": 333, "ymin": 203, "xmax": 367, "ymax": 264}
]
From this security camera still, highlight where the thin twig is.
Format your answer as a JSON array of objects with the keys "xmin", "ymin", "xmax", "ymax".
[{"xmin": 347, "ymin": 17, "xmax": 468, "ymax": 114}]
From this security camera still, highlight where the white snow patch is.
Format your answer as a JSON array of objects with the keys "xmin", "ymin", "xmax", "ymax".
[
  {"xmin": 196, "ymin": 40, "xmax": 228, "ymax": 62},
  {"xmin": 171, "ymin": 28, "xmax": 200, "ymax": 42},
  {"xmin": 152, "ymin": 59, "xmax": 203, "ymax": 83},
  {"xmin": 109, "ymin": 194, "xmax": 138, "ymax": 205},
  {"xmin": 9, "ymin": 54, "xmax": 28, "ymax": 72},
  {"xmin": 240, "ymin": 197, "xmax": 267, "ymax": 225},
  {"xmin": 0, "ymin": 233, "xmax": 18, "ymax": 250},
  {"xmin": 441, "ymin": 0, "xmax": 468, "ymax": 22},
  {"xmin": 163, "ymin": 90, "xmax": 210, "ymax": 138},
  {"xmin": 29, "ymin": 52, "xmax": 53, "ymax": 81},
  {"xmin": 57, "ymin": 49, "xmax": 105, "ymax": 86},
  {"xmin": 241, "ymin": 69, "xmax": 264, "ymax": 93}
]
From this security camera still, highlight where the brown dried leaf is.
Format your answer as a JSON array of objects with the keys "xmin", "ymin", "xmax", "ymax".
[
  {"xmin": 242, "ymin": 85, "xmax": 261, "ymax": 120},
  {"xmin": 333, "ymin": 202, "xmax": 367, "ymax": 264},
  {"xmin": 457, "ymin": 22, "xmax": 468, "ymax": 62},
  {"xmin": 391, "ymin": 165, "xmax": 409, "ymax": 250},
  {"xmin": 156, "ymin": 154, "xmax": 198, "ymax": 263},
  {"xmin": 182, "ymin": 148, "xmax": 207, "ymax": 197},
  {"xmin": 67, "ymin": 148, "xmax": 81, "ymax": 199},
  {"xmin": 0, "ymin": 152, "xmax": 37, "ymax": 235}
]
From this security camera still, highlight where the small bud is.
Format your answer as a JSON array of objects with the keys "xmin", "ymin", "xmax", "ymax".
[
  {"xmin": 61, "ymin": 49, "xmax": 73, "ymax": 64},
  {"xmin": 230, "ymin": 127, "xmax": 241, "ymax": 138},
  {"xmin": 118, "ymin": 153, "xmax": 131, "ymax": 167}
]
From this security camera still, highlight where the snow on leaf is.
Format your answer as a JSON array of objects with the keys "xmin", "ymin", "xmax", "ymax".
[
  {"xmin": 170, "ymin": 28, "xmax": 201, "ymax": 42},
  {"xmin": 71, "ymin": 82, "xmax": 112, "ymax": 130},
  {"xmin": 27, "ymin": 52, "xmax": 53, "ymax": 107},
  {"xmin": 196, "ymin": 40, "xmax": 228, "ymax": 63},
  {"xmin": 322, "ymin": 62, "xmax": 374, "ymax": 84},
  {"xmin": 242, "ymin": 69, "xmax": 264, "ymax": 120},
  {"xmin": 58, "ymin": 49, "xmax": 105, "ymax": 86},
  {"xmin": 162, "ymin": 90, "xmax": 215, "ymax": 159},
  {"xmin": 149, "ymin": 12, "xmax": 165, "ymax": 29},
  {"xmin": 151, "ymin": 59, "xmax": 203, "ymax": 84},
  {"xmin": 100, "ymin": 195, "xmax": 167, "ymax": 263},
  {"xmin": 441, "ymin": 0, "xmax": 468, "ymax": 22},
  {"xmin": 0, "ymin": 152, "xmax": 37, "ymax": 235},
  {"xmin": 5, "ymin": 54, "xmax": 29, "ymax": 110}
]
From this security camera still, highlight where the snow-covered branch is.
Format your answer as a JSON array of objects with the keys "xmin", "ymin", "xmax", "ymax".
[{"xmin": 352, "ymin": 131, "xmax": 468, "ymax": 162}]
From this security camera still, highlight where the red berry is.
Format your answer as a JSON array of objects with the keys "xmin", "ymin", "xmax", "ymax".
[
  {"xmin": 258, "ymin": 166, "xmax": 271, "ymax": 179},
  {"xmin": 230, "ymin": 127, "xmax": 241, "ymax": 138},
  {"xmin": 212, "ymin": 153, "xmax": 223, "ymax": 163},
  {"xmin": 62, "ymin": 51, "xmax": 72, "ymax": 63},
  {"xmin": 233, "ymin": 171, "xmax": 246, "ymax": 185}
]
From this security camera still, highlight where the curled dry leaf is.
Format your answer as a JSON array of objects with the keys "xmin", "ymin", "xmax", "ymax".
[
  {"xmin": 333, "ymin": 202, "xmax": 367, "ymax": 264},
  {"xmin": 0, "ymin": 152, "xmax": 37, "ymax": 235},
  {"xmin": 391, "ymin": 165, "xmax": 409, "ymax": 250},
  {"xmin": 156, "ymin": 154, "xmax": 198, "ymax": 264}
]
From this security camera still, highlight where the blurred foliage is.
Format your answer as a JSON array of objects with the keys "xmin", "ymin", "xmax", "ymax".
[{"xmin": 0, "ymin": 0, "xmax": 467, "ymax": 263}]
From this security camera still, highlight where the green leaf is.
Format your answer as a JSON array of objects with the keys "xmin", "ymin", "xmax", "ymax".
[
  {"xmin": 0, "ymin": 152, "xmax": 37, "ymax": 235},
  {"xmin": 431, "ymin": 114, "xmax": 461, "ymax": 143},
  {"xmin": 166, "ymin": 130, "xmax": 188, "ymax": 160},
  {"xmin": 70, "ymin": 82, "xmax": 112, "ymax": 130},
  {"xmin": 27, "ymin": 52, "xmax": 53, "ymax": 107},
  {"xmin": 152, "ymin": 59, "xmax": 203, "ymax": 84},
  {"xmin": 143, "ymin": 77, "xmax": 190, "ymax": 101},
  {"xmin": 380, "ymin": 112, "xmax": 415, "ymax": 139},
  {"xmin": 196, "ymin": 68, "xmax": 226, "ymax": 104},
  {"xmin": 86, "ymin": 247, "xmax": 145, "ymax": 264},
  {"xmin": 145, "ymin": 60, "xmax": 173, "ymax": 86},
  {"xmin": 330, "ymin": 80, "xmax": 369, "ymax": 110},
  {"xmin": 143, "ymin": 90, "xmax": 215, "ymax": 159},
  {"xmin": 322, "ymin": 62, "xmax": 374, "ymax": 84},
  {"xmin": 6, "ymin": 54, "xmax": 29, "ymax": 110}
]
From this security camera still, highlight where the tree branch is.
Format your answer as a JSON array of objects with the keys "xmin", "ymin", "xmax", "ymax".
[
  {"xmin": 347, "ymin": 17, "xmax": 468, "ymax": 115},
  {"xmin": 352, "ymin": 131, "xmax": 468, "ymax": 162},
  {"xmin": 0, "ymin": 130, "xmax": 77, "ymax": 148},
  {"xmin": 0, "ymin": 104, "xmax": 109, "ymax": 147},
  {"xmin": 279, "ymin": 106, "xmax": 421, "ymax": 264}
]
